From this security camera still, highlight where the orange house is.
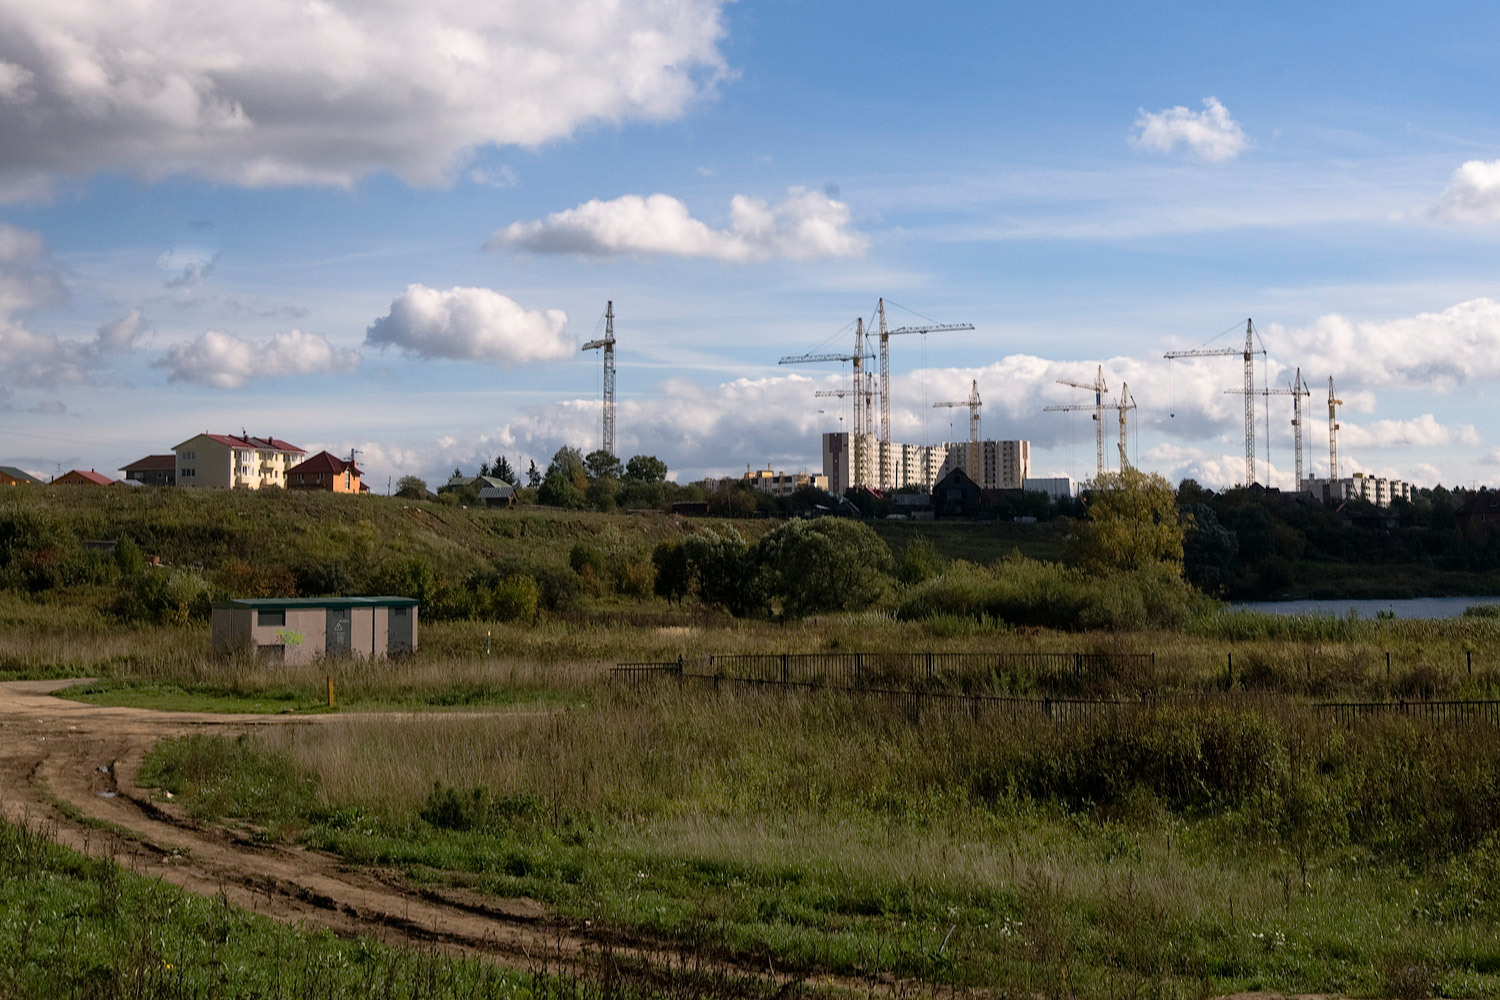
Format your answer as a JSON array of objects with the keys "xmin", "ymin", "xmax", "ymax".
[
  {"xmin": 286, "ymin": 451, "xmax": 366, "ymax": 493},
  {"xmin": 52, "ymin": 469, "xmax": 114, "ymax": 486}
]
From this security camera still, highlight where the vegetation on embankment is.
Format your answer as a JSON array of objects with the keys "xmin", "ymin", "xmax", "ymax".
[{"xmin": 142, "ymin": 687, "xmax": 1500, "ymax": 996}]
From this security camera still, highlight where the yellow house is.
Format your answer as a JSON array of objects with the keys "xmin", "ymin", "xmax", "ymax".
[{"xmin": 173, "ymin": 433, "xmax": 307, "ymax": 489}]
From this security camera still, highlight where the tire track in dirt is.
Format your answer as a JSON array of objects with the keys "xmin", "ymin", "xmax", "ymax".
[{"xmin": 0, "ymin": 679, "xmax": 878, "ymax": 995}]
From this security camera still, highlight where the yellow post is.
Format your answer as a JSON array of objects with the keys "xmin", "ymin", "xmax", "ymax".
[{"xmin": 327, "ymin": 675, "xmax": 335, "ymax": 708}]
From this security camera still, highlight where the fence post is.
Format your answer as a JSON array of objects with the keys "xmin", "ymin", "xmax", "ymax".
[
  {"xmin": 856, "ymin": 652, "xmax": 864, "ymax": 683},
  {"xmin": 676, "ymin": 654, "xmax": 684, "ymax": 680},
  {"xmin": 781, "ymin": 652, "xmax": 789, "ymax": 685},
  {"xmin": 1386, "ymin": 651, "xmax": 1391, "ymax": 681},
  {"xmin": 927, "ymin": 651, "xmax": 934, "ymax": 680},
  {"xmin": 1074, "ymin": 652, "xmax": 1081, "ymax": 680},
  {"xmin": 1468, "ymin": 650, "xmax": 1473, "ymax": 675}
]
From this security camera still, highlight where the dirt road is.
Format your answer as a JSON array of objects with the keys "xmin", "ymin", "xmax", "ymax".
[{"xmin": 0, "ymin": 679, "xmax": 854, "ymax": 991}]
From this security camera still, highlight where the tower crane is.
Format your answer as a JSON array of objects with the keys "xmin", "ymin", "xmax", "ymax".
[
  {"xmin": 581, "ymin": 301, "xmax": 617, "ymax": 457},
  {"xmin": 1044, "ymin": 380, "xmax": 1137, "ymax": 477},
  {"xmin": 781, "ymin": 319, "xmax": 875, "ymax": 489},
  {"xmin": 934, "ymin": 379, "xmax": 982, "ymax": 483},
  {"xmin": 1328, "ymin": 376, "xmax": 1343, "ymax": 480},
  {"xmin": 1224, "ymin": 367, "xmax": 1312, "ymax": 490},
  {"xmin": 873, "ymin": 298, "xmax": 974, "ymax": 490},
  {"xmin": 1164, "ymin": 319, "xmax": 1267, "ymax": 486},
  {"xmin": 1051, "ymin": 365, "xmax": 1109, "ymax": 477}
]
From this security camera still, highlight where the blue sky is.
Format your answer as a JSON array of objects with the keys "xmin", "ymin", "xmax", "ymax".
[{"xmin": 3, "ymin": 0, "xmax": 1500, "ymax": 491}]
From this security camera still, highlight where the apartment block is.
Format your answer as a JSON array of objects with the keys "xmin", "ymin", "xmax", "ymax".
[{"xmin": 174, "ymin": 433, "xmax": 306, "ymax": 490}]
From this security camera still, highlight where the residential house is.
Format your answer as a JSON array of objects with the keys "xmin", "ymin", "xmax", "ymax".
[
  {"xmin": 0, "ymin": 466, "xmax": 44, "ymax": 486},
  {"xmin": 932, "ymin": 467, "xmax": 982, "ymax": 518},
  {"xmin": 119, "ymin": 454, "xmax": 177, "ymax": 486},
  {"xmin": 286, "ymin": 451, "xmax": 366, "ymax": 493},
  {"xmin": 52, "ymin": 469, "xmax": 114, "ymax": 486},
  {"xmin": 474, "ymin": 476, "xmax": 516, "ymax": 508},
  {"xmin": 173, "ymin": 433, "xmax": 306, "ymax": 489}
]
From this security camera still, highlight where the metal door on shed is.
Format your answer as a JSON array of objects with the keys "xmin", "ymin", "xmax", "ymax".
[
  {"xmin": 326, "ymin": 607, "xmax": 352, "ymax": 656},
  {"xmin": 388, "ymin": 606, "xmax": 413, "ymax": 655}
]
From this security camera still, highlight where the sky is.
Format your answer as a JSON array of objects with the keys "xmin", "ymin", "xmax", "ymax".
[{"xmin": 3, "ymin": 0, "xmax": 1500, "ymax": 492}]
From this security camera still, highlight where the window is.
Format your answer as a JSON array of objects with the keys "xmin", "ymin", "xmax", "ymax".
[
  {"xmin": 391, "ymin": 607, "xmax": 409, "ymax": 618},
  {"xmin": 257, "ymin": 609, "xmax": 286, "ymax": 627},
  {"xmin": 182, "ymin": 468, "xmax": 195, "ymax": 477},
  {"xmin": 181, "ymin": 450, "xmax": 194, "ymax": 460}
]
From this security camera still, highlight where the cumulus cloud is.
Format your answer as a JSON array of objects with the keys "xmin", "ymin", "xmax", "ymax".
[
  {"xmin": 0, "ymin": 224, "xmax": 146, "ymax": 382},
  {"xmin": 1430, "ymin": 160, "xmax": 1500, "ymax": 223},
  {"xmin": 160, "ymin": 328, "xmax": 358, "ymax": 388},
  {"xmin": 0, "ymin": 1, "xmax": 729, "ymax": 193},
  {"xmin": 1132, "ymin": 97, "xmax": 1247, "ymax": 162},
  {"xmin": 365, "ymin": 284, "xmax": 571, "ymax": 365},
  {"xmin": 1268, "ymin": 298, "xmax": 1500, "ymax": 391},
  {"xmin": 1338, "ymin": 414, "xmax": 1479, "ymax": 449},
  {"xmin": 488, "ymin": 188, "xmax": 868, "ymax": 261}
]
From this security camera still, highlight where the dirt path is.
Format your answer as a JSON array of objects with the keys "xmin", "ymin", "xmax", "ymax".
[{"xmin": 0, "ymin": 679, "xmax": 867, "ymax": 994}]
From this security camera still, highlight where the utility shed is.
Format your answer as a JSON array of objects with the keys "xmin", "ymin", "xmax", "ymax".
[{"xmin": 211, "ymin": 597, "xmax": 418, "ymax": 665}]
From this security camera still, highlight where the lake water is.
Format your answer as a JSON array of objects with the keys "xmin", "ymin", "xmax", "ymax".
[{"xmin": 1234, "ymin": 596, "xmax": 1500, "ymax": 620}]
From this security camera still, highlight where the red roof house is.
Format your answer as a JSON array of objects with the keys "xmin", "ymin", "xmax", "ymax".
[{"xmin": 52, "ymin": 469, "xmax": 114, "ymax": 486}]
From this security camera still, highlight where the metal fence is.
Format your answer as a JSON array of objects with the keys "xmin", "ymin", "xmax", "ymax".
[
  {"xmin": 628, "ymin": 650, "xmax": 1156, "ymax": 688},
  {"xmin": 611, "ymin": 658, "xmax": 1500, "ymax": 727}
]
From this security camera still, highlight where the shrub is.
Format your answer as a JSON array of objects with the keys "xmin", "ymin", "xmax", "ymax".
[
  {"xmin": 116, "ymin": 567, "xmax": 212, "ymax": 625},
  {"xmin": 755, "ymin": 518, "xmax": 893, "ymax": 619},
  {"xmin": 487, "ymin": 574, "xmax": 539, "ymax": 623}
]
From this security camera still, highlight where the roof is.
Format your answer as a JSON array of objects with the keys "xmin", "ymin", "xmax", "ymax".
[
  {"xmin": 55, "ymin": 469, "xmax": 113, "ymax": 486},
  {"xmin": 287, "ymin": 450, "xmax": 361, "ymax": 476},
  {"xmin": 0, "ymin": 466, "xmax": 44, "ymax": 484},
  {"xmin": 120, "ymin": 454, "xmax": 176, "ymax": 473},
  {"xmin": 213, "ymin": 596, "xmax": 420, "ymax": 610},
  {"xmin": 173, "ymin": 432, "xmax": 304, "ymax": 453}
]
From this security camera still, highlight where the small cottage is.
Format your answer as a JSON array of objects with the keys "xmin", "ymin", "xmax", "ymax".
[{"xmin": 211, "ymin": 596, "xmax": 418, "ymax": 665}]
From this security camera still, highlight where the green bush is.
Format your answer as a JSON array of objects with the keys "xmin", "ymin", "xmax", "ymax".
[
  {"xmin": 895, "ymin": 556, "xmax": 1208, "ymax": 631},
  {"xmin": 487, "ymin": 574, "xmax": 540, "ymax": 623},
  {"xmin": 114, "ymin": 567, "xmax": 211, "ymax": 625},
  {"xmin": 755, "ymin": 518, "xmax": 893, "ymax": 619}
]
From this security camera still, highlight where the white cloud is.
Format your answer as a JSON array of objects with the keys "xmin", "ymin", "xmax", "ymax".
[
  {"xmin": 160, "ymin": 328, "xmax": 358, "ymax": 388},
  {"xmin": 0, "ymin": 224, "xmax": 146, "ymax": 382},
  {"xmin": 1430, "ymin": 160, "xmax": 1500, "ymax": 223},
  {"xmin": 488, "ymin": 187, "xmax": 869, "ymax": 261},
  {"xmin": 1132, "ymin": 97, "xmax": 1247, "ymax": 162},
  {"xmin": 1338, "ymin": 414, "xmax": 1478, "ymax": 449},
  {"xmin": 157, "ymin": 248, "xmax": 219, "ymax": 289},
  {"xmin": 1269, "ymin": 298, "xmax": 1500, "ymax": 391},
  {"xmin": 365, "ymin": 284, "xmax": 571, "ymax": 365},
  {"xmin": 0, "ymin": 1, "xmax": 729, "ymax": 192},
  {"xmin": 469, "ymin": 165, "xmax": 519, "ymax": 189}
]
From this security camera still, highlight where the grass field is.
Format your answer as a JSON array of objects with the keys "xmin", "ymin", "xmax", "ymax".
[{"xmin": 139, "ymin": 685, "xmax": 1500, "ymax": 997}]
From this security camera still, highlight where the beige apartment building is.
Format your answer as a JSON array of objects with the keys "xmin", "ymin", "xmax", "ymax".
[{"xmin": 173, "ymin": 433, "xmax": 307, "ymax": 489}]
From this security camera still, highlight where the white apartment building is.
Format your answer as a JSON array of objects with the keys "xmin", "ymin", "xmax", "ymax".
[
  {"xmin": 1022, "ymin": 476, "xmax": 1078, "ymax": 501},
  {"xmin": 936, "ymin": 439, "xmax": 1031, "ymax": 490},
  {"xmin": 822, "ymin": 433, "xmax": 954, "ymax": 495},
  {"xmin": 173, "ymin": 433, "xmax": 307, "ymax": 490},
  {"xmin": 1302, "ymin": 473, "xmax": 1413, "ymax": 508}
]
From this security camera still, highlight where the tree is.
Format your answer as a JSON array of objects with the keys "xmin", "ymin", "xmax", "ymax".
[
  {"xmin": 680, "ymin": 528, "xmax": 762, "ymax": 616},
  {"xmin": 624, "ymin": 455, "xmax": 668, "ymax": 484},
  {"xmin": 527, "ymin": 460, "xmax": 541, "ymax": 489},
  {"xmin": 538, "ymin": 447, "xmax": 589, "ymax": 508},
  {"xmin": 493, "ymin": 456, "xmax": 515, "ymax": 484},
  {"xmin": 754, "ymin": 518, "xmax": 893, "ymax": 619},
  {"xmin": 1073, "ymin": 468, "xmax": 1185, "ymax": 575},
  {"xmin": 584, "ymin": 450, "xmax": 623, "ymax": 482},
  {"xmin": 395, "ymin": 475, "xmax": 428, "ymax": 500}
]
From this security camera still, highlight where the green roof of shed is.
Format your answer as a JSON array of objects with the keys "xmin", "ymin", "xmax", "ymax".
[{"xmin": 213, "ymin": 596, "xmax": 419, "ymax": 611}]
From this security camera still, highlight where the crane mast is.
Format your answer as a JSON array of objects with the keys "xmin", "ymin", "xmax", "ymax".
[
  {"xmin": 780, "ymin": 319, "xmax": 876, "ymax": 491},
  {"xmin": 1328, "ymin": 376, "xmax": 1342, "ymax": 480},
  {"xmin": 875, "ymin": 299, "xmax": 974, "ymax": 490},
  {"xmin": 1225, "ymin": 366, "xmax": 1312, "ymax": 491},
  {"xmin": 1053, "ymin": 365, "xmax": 1109, "ymax": 478},
  {"xmin": 1044, "ymin": 378, "xmax": 1135, "ymax": 478},
  {"xmin": 580, "ymin": 301, "xmax": 617, "ymax": 457},
  {"xmin": 1164, "ymin": 318, "xmax": 1266, "ymax": 486},
  {"xmin": 934, "ymin": 380, "xmax": 982, "ymax": 482}
]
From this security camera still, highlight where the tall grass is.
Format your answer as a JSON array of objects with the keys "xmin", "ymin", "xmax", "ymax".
[{"xmin": 146, "ymin": 688, "xmax": 1500, "ymax": 992}]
